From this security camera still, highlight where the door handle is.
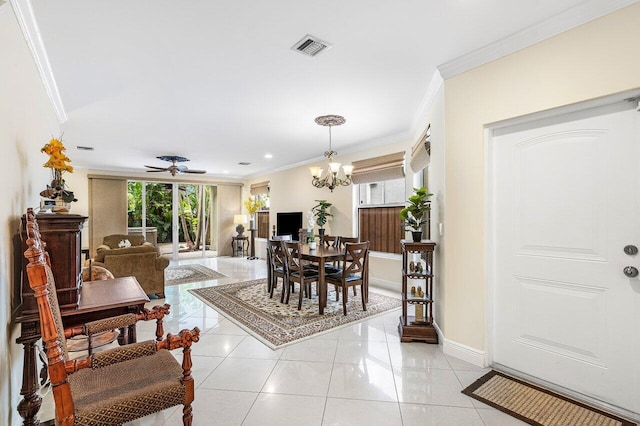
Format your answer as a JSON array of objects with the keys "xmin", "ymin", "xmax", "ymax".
[{"xmin": 623, "ymin": 266, "xmax": 639, "ymax": 278}]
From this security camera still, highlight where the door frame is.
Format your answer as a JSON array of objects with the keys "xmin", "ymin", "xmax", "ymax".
[{"xmin": 484, "ymin": 88, "xmax": 640, "ymax": 419}]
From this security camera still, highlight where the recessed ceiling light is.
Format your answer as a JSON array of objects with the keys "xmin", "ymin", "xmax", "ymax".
[
  {"xmin": 223, "ymin": 170, "xmax": 229, "ymax": 174},
  {"xmin": 238, "ymin": 162, "xmax": 251, "ymax": 166},
  {"xmin": 264, "ymin": 154, "xmax": 273, "ymax": 159},
  {"xmin": 76, "ymin": 146, "xmax": 94, "ymax": 151}
]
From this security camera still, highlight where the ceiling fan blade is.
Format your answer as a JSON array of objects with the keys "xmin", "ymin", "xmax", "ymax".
[
  {"xmin": 144, "ymin": 165, "xmax": 169, "ymax": 171},
  {"xmin": 183, "ymin": 169, "xmax": 207, "ymax": 174},
  {"xmin": 176, "ymin": 165, "xmax": 188, "ymax": 172}
]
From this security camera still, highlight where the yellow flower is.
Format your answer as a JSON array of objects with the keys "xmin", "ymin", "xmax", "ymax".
[{"xmin": 41, "ymin": 137, "xmax": 73, "ymax": 173}]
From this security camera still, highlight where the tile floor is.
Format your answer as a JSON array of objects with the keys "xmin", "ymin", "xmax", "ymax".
[{"xmin": 43, "ymin": 256, "xmax": 525, "ymax": 425}]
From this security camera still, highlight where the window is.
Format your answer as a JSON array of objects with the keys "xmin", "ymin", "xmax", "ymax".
[{"xmin": 357, "ymin": 177, "xmax": 406, "ymax": 254}]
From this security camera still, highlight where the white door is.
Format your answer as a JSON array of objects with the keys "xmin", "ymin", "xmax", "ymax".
[{"xmin": 492, "ymin": 101, "xmax": 640, "ymax": 414}]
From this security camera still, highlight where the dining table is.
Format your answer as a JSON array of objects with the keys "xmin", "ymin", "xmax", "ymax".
[{"xmin": 299, "ymin": 244, "xmax": 345, "ymax": 314}]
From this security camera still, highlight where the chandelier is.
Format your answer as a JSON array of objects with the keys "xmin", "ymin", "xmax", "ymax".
[{"xmin": 309, "ymin": 115, "xmax": 353, "ymax": 192}]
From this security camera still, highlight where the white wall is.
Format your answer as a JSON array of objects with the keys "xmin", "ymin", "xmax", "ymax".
[
  {"xmin": 443, "ymin": 3, "xmax": 640, "ymax": 352},
  {"xmin": 1, "ymin": 4, "xmax": 61, "ymax": 424}
]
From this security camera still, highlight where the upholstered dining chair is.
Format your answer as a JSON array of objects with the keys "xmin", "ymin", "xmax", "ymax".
[
  {"xmin": 336, "ymin": 236, "xmax": 361, "ymax": 298},
  {"xmin": 267, "ymin": 239, "xmax": 289, "ymax": 302},
  {"xmin": 325, "ymin": 241, "xmax": 370, "ymax": 315},
  {"xmin": 282, "ymin": 241, "xmax": 320, "ymax": 310},
  {"xmin": 23, "ymin": 209, "xmax": 200, "ymax": 426}
]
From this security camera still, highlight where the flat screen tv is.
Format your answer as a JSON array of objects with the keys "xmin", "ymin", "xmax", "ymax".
[{"xmin": 276, "ymin": 212, "xmax": 302, "ymax": 238}]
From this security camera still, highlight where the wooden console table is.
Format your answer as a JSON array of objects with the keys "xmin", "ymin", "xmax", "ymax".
[{"xmin": 16, "ymin": 276, "xmax": 149, "ymax": 426}]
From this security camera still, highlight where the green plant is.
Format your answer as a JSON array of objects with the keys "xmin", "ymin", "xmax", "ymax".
[
  {"xmin": 307, "ymin": 235, "xmax": 316, "ymax": 242},
  {"xmin": 399, "ymin": 186, "xmax": 433, "ymax": 231},
  {"xmin": 312, "ymin": 200, "xmax": 333, "ymax": 228}
]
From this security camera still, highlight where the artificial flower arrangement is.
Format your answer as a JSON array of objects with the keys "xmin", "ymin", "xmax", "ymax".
[{"xmin": 39, "ymin": 137, "xmax": 77, "ymax": 204}]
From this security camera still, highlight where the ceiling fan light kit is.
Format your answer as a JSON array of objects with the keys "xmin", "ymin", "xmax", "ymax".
[{"xmin": 144, "ymin": 155, "xmax": 206, "ymax": 176}]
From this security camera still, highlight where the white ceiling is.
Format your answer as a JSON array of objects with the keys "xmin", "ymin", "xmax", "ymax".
[{"xmin": 27, "ymin": 0, "xmax": 631, "ymax": 178}]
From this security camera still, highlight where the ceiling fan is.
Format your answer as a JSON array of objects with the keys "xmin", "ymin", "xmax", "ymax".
[{"xmin": 144, "ymin": 155, "xmax": 206, "ymax": 176}]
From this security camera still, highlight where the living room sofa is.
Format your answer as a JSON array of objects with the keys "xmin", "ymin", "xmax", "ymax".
[{"xmin": 94, "ymin": 234, "xmax": 169, "ymax": 297}]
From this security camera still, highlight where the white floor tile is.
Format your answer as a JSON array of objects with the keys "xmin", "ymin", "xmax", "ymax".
[
  {"xmin": 399, "ymin": 403, "xmax": 484, "ymax": 426},
  {"xmin": 206, "ymin": 318, "xmax": 249, "ymax": 335},
  {"xmin": 242, "ymin": 393, "xmax": 325, "ymax": 426},
  {"xmin": 322, "ymin": 398, "xmax": 402, "ymax": 426},
  {"xmin": 162, "ymin": 389, "xmax": 258, "ymax": 426},
  {"xmin": 476, "ymin": 408, "xmax": 529, "ymax": 425},
  {"xmin": 334, "ymin": 340, "xmax": 391, "ymax": 365},
  {"xmin": 262, "ymin": 360, "xmax": 333, "ymax": 396},
  {"xmin": 228, "ymin": 336, "xmax": 283, "ymax": 359},
  {"xmin": 337, "ymin": 319, "xmax": 388, "ymax": 341},
  {"xmin": 394, "ymin": 367, "xmax": 474, "ymax": 407},
  {"xmin": 280, "ymin": 338, "xmax": 338, "ymax": 363},
  {"xmin": 387, "ymin": 341, "xmax": 451, "ymax": 370},
  {"xmin": 190, "ymin": 333, "xmax": 245, "ymax": 357},
  {"xmin": 200, "ymin": 357, "xmax": 277, "ymax": 392},
  {"xmin": 328, "ymin": 362, "xmax": 397, "ymax": 402}
]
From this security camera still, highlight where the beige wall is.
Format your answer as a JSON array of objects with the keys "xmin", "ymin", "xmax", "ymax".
[
  {"xmin": 443, "ymin": 3, "xmax": 640, "ymax": 351},
  {"xmin": 216, "ymin": 184, "xmax": 242, "ymax": 256},
  {"xmin": 243, "ymin": 139, "xmax": 427, "ymax": 286},
  {"xmin": 1, "ymin": 4, "xmax": 61, "ymax": 424}
]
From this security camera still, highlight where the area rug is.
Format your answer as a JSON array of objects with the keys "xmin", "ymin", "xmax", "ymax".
[
  {"xmin": 165, "ymin": 264, "xmax": 227, "ymax": 286},
  {"xmin": 189, "ymin": 278, "xmax": 401, "ymax": 349},
  {"xmin": 462, "ymin": 370, "xmax": 636, "ymax": 426}
]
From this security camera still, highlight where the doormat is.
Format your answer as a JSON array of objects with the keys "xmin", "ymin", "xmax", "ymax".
[
  {"xmin": 189, "ymin": 278, "xmax": 401, "ymax": 349},
  {"xmin": 165, "ymin": 264, "xmax": 227, "ymax": 286},
  {"xmin": 462, "ymin": 370, "xmax": 636, "ymax": 426}
]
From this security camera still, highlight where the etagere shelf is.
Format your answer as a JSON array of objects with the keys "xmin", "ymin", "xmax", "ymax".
[{"xmin": 399, "ymin": 240, "xmax": 438, "ymax": 343}]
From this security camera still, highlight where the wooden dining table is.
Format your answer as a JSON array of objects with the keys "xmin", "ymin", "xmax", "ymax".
[{"xmin": 299, "ymin": 245, "xmax": 345, "ymax": 314}]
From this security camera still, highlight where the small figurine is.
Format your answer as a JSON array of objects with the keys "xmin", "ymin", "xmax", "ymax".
[
  {"xmin": 417, "ymin": 286, "xmax": 424, "ymax": 298},
  {"xmin": 410, "ymin": 286, "xmax": 416, "ymax": 296},
  {"xmin": 409, "ymin": 261, "xmax": 415, "ymax": 272},
  {"xmin": 416, "ymin": 262, "xmax": 423, "ymax": 274}
]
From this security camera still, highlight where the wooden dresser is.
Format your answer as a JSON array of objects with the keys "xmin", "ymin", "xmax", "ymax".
[{"xmin": 20, "ymin": 213, "xmax": 88, "ymax": 314}]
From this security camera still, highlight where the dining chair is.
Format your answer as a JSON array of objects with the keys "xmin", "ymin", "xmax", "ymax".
[
  {"xmin": 337, "ymin": 236, "xmax": 360, "ymax": 297},
  {"xmin": 267, "ymin": 239, "xmax": 289, "ymax": 302},
  {"xmin": 282, "ymin": 241, "xmax": 319, "ymax": 310},
  {"xmin": 325, "ymin": 241, "xmax": 370, "ymax": 315}
]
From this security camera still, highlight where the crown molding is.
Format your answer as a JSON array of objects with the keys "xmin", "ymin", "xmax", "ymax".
[
  {"xmin": 438, "ymin": 0, "xmax": 639, "ymax": 80},
  {"xmin": 11, "ymin": 0, "xmax": 67, "ymax": 122}
]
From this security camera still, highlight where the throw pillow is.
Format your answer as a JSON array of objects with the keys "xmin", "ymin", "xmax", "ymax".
[{"xmin": 118, "ymin": 239, "xmax": 132, "ymax": 248}]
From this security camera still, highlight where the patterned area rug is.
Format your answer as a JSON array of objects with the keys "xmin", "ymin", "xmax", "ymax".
[
  {"xmin": 462, "ymin": 371, "xmax": 636, "ymax": 426},
  {"xmin": 165, "ymin": 264, "xmax": 227, "ymax": 286},
  {"xmin": 189, "ymin": 278, "xmax": 401, "ymax": 349}
]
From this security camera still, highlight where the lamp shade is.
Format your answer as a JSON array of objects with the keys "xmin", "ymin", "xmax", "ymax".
[{"xmin": 234, "ymin": 214, "xmax": 248, "ymax": 224}]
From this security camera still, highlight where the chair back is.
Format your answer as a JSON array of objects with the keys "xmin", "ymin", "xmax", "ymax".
[
  {"xmin": 283, "ymin": 241, "xmax": 304, "ymax": 274},
  {"xmin": 341, "ymin": 242, "xmax": 369, "ymax": 279},
  {"xmin": 23, "ymin": 209, "xmax": 73, "ymax": 410},
  {"xmin": 321, "ymin": 235, "xmax": 339, "ymax": 249},
  {"xmin": 268, "ymin": 239, "xmax": 287, "ymax": 270}
]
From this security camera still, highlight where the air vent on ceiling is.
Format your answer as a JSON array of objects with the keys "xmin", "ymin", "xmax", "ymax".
[
  {"xmin": 238, "ymin": 162, "xmax": 251, "ymax": 166},
  {"xmin": 291, "ymin": 34, "xmax": 332, "ymax": 57},
  {"xmin": 76, "ymin": 146, "xmax": 94, "ymax": 151}
]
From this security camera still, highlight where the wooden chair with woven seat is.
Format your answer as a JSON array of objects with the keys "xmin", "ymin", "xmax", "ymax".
[
  {"xmin": 23, "ymin": 209, "xmax": 200, "ymax": 426},
  {"xmin": 325, "ymin": 241, "xmax": 370, "ymax": 315},
  {"xmin": 282, "ymin": 241, "xmax": 320, "ymax": 310}
]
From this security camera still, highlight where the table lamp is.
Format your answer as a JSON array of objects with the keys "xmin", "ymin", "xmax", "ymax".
[{"xmin": 234, "ymin": 215, "xmax": 248, "ymax": 236}]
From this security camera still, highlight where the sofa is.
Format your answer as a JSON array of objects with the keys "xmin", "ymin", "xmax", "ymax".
[{"xmin": 94, "ymin": 234, "xmax": 170, "ymax": 297}]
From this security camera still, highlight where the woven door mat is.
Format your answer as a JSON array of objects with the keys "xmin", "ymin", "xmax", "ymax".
[{"xmin": 462, "ymin": 370, "xmax": 636, "ymax": 426}]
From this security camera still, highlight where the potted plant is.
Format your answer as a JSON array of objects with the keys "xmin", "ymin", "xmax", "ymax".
[
  {"xmin": 308, "ymin": 235, "xmax": 317, "ymax": 250},
  {"xmin": 399, "ymin": 186, "xmax": 433, "ymax": 242},
  {"xmin": 243, "ymin": 196, "xmax": 265, "ymax": 228},
  {"xmin": 312, "ymin": 200, "xmax": 333, "ymax": 235}
]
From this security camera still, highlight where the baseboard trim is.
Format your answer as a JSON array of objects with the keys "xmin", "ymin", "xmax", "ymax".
[{"xmin": 442, "ymin": 336, "xmax": 487, "ymax": 368}]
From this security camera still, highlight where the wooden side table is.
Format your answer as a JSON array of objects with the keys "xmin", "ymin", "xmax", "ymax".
[{"xmin": 231, "ymin": 236, "xmax": 249, "ymax": 257}]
